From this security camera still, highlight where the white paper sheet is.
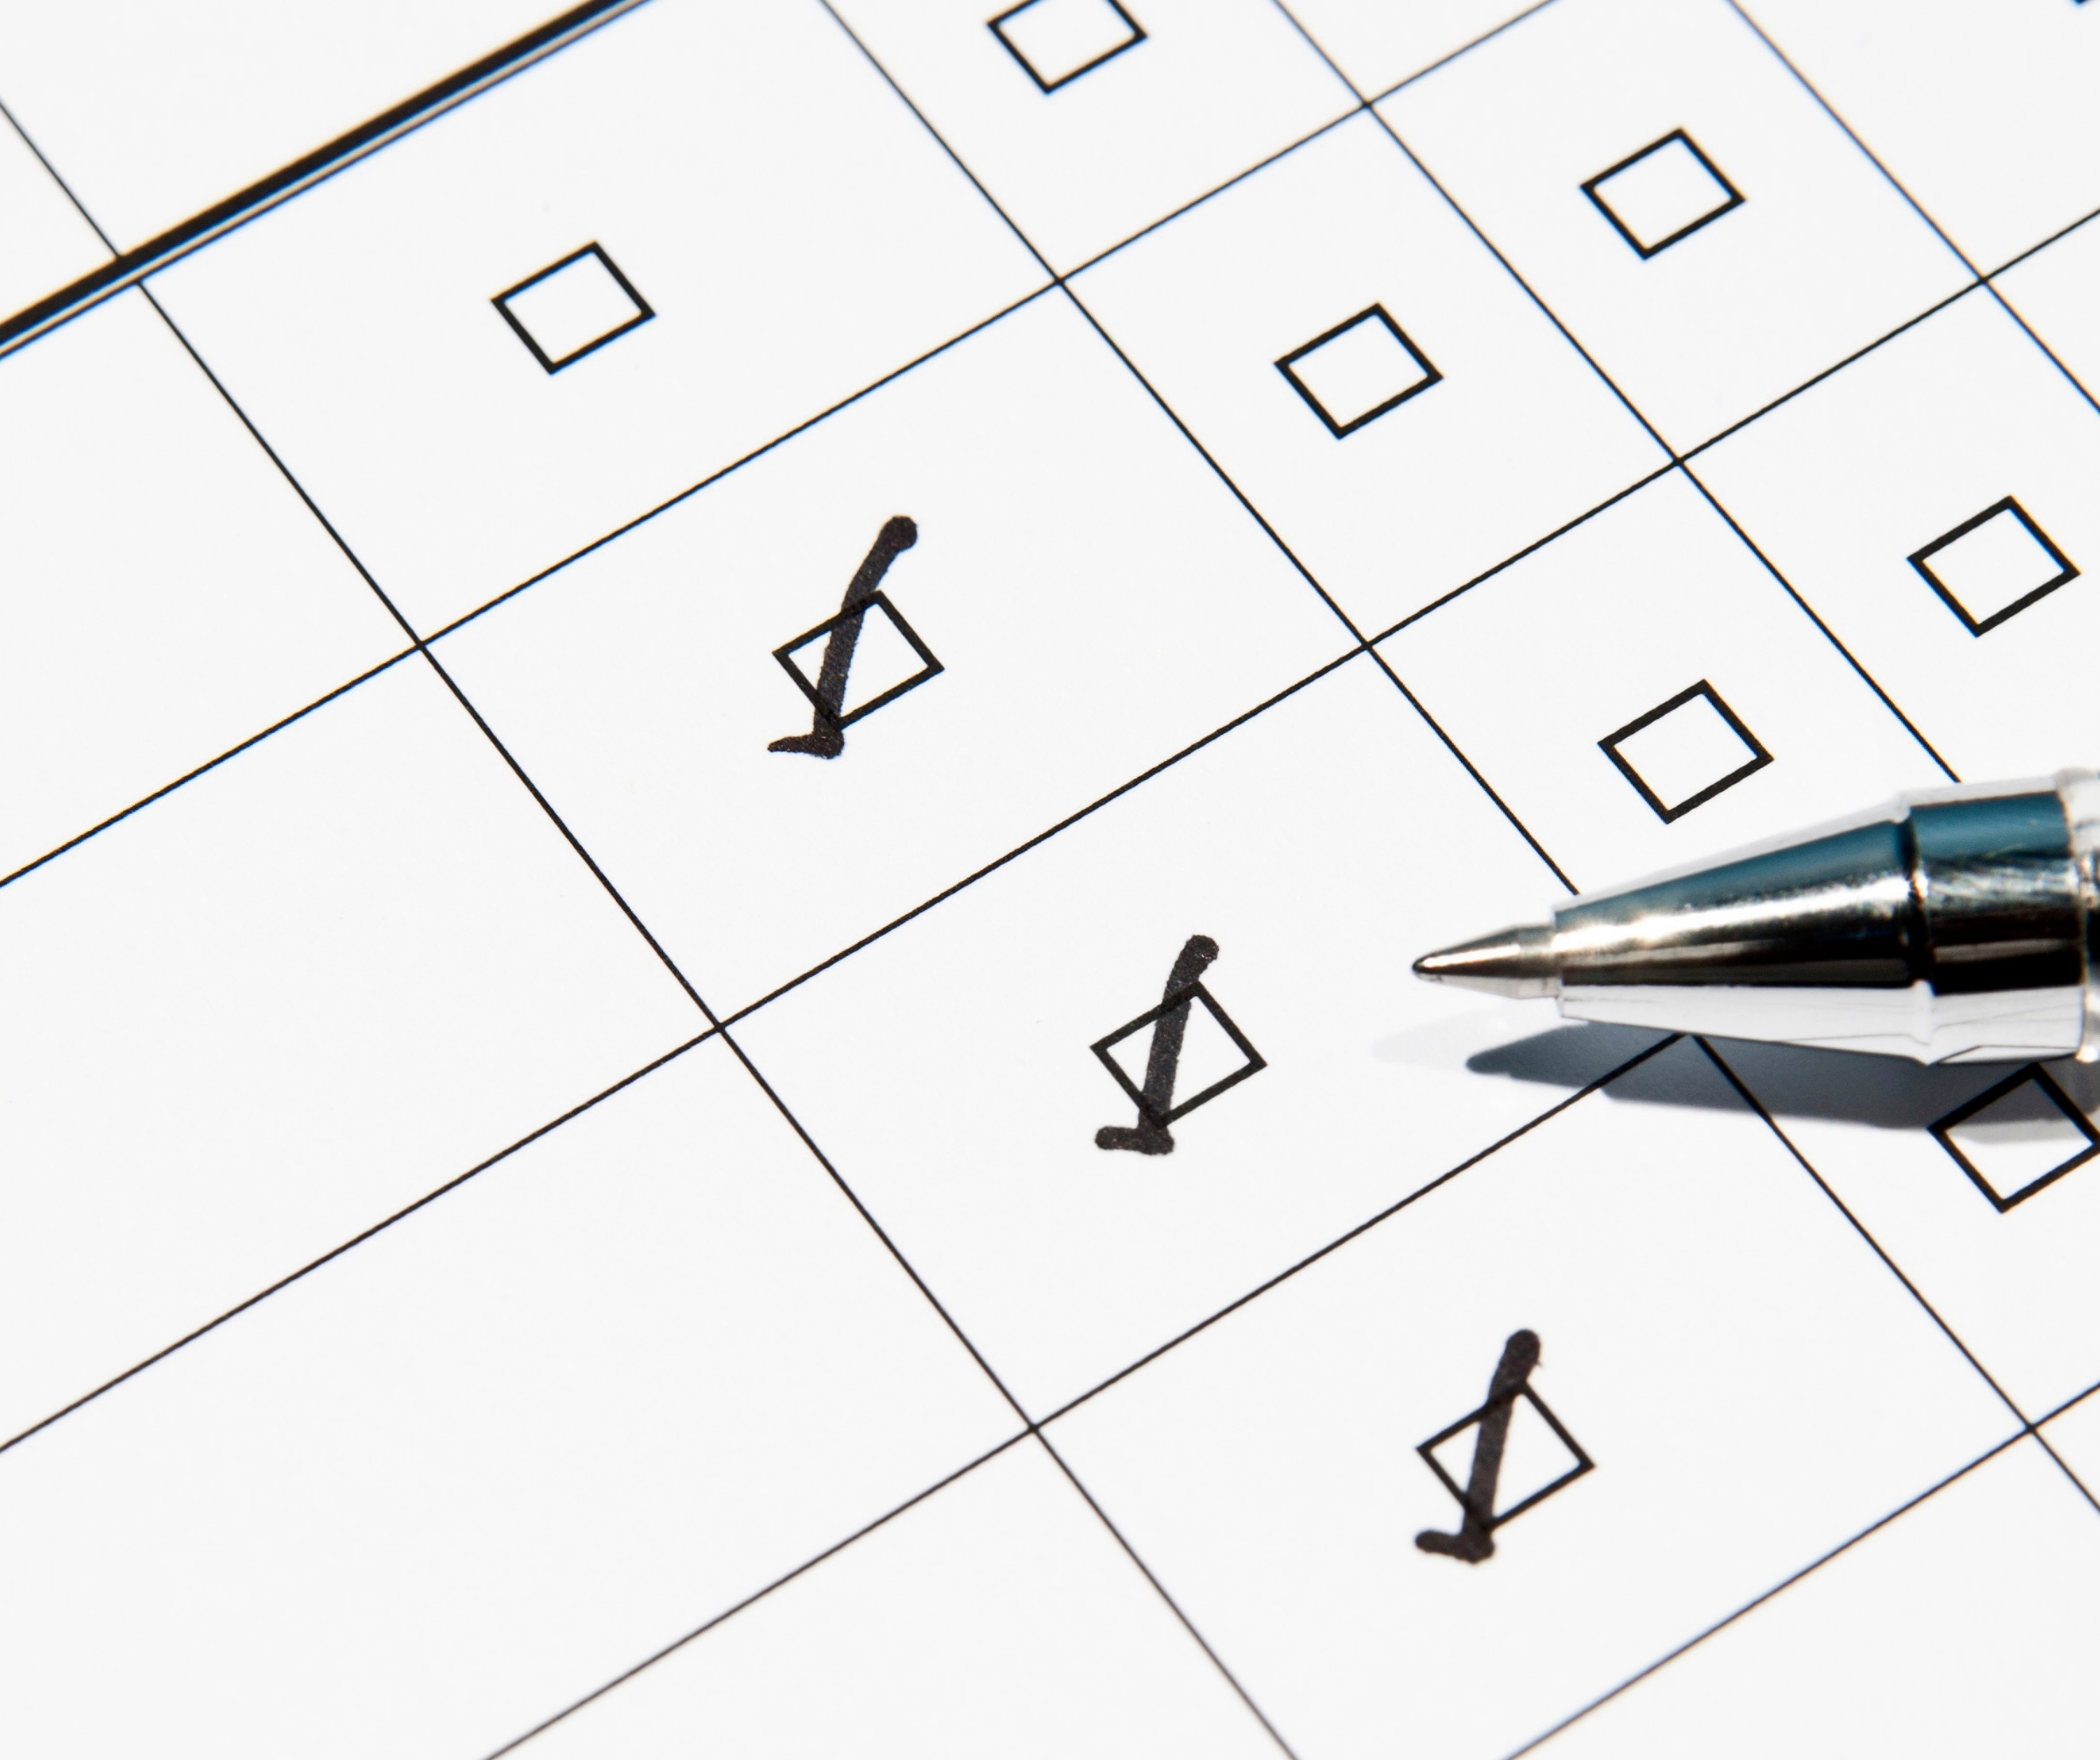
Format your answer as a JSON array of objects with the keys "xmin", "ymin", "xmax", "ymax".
[{"xmin": 1, "ymin": 2, "xmax": 2097, "ymax": 1754}]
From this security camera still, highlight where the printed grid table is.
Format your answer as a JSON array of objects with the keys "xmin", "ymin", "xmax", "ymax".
[{"xmin": 1, "ymin": 1, "xmax": 2099, "ymax": 1755}]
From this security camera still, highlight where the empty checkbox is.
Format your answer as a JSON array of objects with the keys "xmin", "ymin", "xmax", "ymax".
[
  {"xmin": 1582, "ymin": 129, "xmax": 1744, "ymax": 259},
  {"xmin": 1908, "ymin": 496, "xmax": 2079, "ymax": 636},
  {"xmin": 1275, "ymin": 305, "xmax": 1442, "ymax": 439},
  {"xmin": 990, "ymin": 0, "xmax": 1146, "ymax": 92},
  {"xmin": 491, "ymin": 243, "xmax": 654, "ymax": 373},
  {"xmin": 774, "ymin": 592, "xmax": 943, "ymax": 730},
  {"xmin": 1600, "ymin": 680, "xmax": 1771, "ymax": 822},
  {"xmin": 1931, "ymin": 1064, "xmax": 2100, "ymax": 1212}
]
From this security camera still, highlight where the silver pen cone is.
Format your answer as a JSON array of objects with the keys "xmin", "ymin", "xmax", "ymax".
[
  {"xmin": 1412, "ymin": 925, "xmax": 1559, "ymax": 999},
  {"xmin": 1415, "ymin": 769, "xmax": 2100, "ymax": 1064}
]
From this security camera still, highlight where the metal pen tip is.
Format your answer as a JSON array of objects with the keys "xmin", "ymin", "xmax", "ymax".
[{"xmin": 1412, "ymin": 923, "xmax": 1560, "ymax": 998}]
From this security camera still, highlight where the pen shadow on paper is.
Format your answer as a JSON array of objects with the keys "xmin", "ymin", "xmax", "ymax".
[{"xmin": 1468, "ymin": 1023, "xmax": 2100, "ymax": 1130}]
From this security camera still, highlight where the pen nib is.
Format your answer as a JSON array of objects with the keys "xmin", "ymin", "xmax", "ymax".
[{"xmin": 1412, "ymin": 924, "xmax": 1560, "ymax": 998}]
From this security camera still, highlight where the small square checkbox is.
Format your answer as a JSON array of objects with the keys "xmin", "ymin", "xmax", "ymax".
[
  {"xmin": 1931, "ymin": 1064, "xmax": 2100, "ymax": 1212},
  {"xmin": 773, "ymin": 592, "xmax": 943, "ymax": 730},
  {"xmin": 1908, "ymin": 497, "xmax": 2079, "ymax": 636},
  {"xmin": 1419, "ymin": 1384, "xmax": 1592, "ymax": 1532},
  {"xmin": 989, "ymin": 0, "xmax": 1145, "ymax": 92},
  {"xmin": 491, "ymin": 243, "xmax": 654, "ymax": 374},
  {"xmin": 1274, "ymin": 305, "xmax": 1442, "ymax": 439},
  {"xmin": 1091, "ymin": 981, "xmax": 1265, "ymax": 1128},
  {"xmin": 1600, "ymin": 680, "xmax": 1772, "ymax": 823},
  {"xmin": 1582, "ymin": 129, "xmax": 1745, "ymax": 259}
]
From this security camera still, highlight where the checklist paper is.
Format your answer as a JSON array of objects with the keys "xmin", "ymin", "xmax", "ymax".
[{"xmin": 2, "ymin": 1, "xmax": 2099, "ymax": 1756}]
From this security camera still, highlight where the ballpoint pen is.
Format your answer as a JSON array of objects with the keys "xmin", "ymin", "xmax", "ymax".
[{"xmin": 1415, "ymin": 770, "xmax": 2100, "ymax": 1065}]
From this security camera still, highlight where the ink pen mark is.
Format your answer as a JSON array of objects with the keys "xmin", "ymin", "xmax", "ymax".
[
  {"xmin": 1418, "ymin": 1331, "xmax": 1539, "ymax": 1563},
  {"xmin": 1416, "ymin": 1329, "xmax": 1592, "ymax": 1563},
  {"xmin": 1091, "ymin": 935, "xmax": 1266, "ymax": 1155},
  {"xmin": 1096, "ymin": 935, "xmax": 1218, "ymax": 1155},
  {"xmin": 770, "ymin": 515, "xmax": 932, "ymax": 758}
]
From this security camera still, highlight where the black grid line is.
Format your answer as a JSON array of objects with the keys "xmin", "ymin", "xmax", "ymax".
[
  {"xmin": 708, "ymin": 1026, "xmax": 1033, "ymax": 1423},
  {"xmin": 1049, "ymin": 293, "xmax": 1372, "ymax": 627},
  {"xmin": 1061, "ymin": 106, "xmax": 1364, "ymax": 279},
  {"xmin": 2040, "ymin": 1374, "xmax": 2100, "ymax": 1430},
  {"xmin": 1359, "ymin": 0, "xmax": 1565, "ymax": 106},
  {"xmin": 0, "ymin": 91, "xmax": 117, "ymax": 255},
  {"xmin": 0, "ymin": 0, "xmax": 655, "ymax": 360},
  {"xmin": 0, "ymin": 6, "xmax": 2092, "ymax": 1749},
  {"xmin": 1020, "ymin": 0, "xmax": 1578, "ymax": 287},
  {"xmin": 207, "ymin": 14, "xmax": 2100, "ymax": 1733},
  {"xmin": 0, "ymin": 164, "xmax": 1625, "ymax": 1030},
  {"xmin": 1277, "ymin": 0, "xmax": 1961, "ymax": 794},
  {"xmin": 1033, "ymin": 1428, "xmax": 1302, "ymax": 1757},
  {"xmin": 481, "ymin": 1431, "xmax": 1036, "ymax": 1756},
  {"xmin": 1366, "ymin": 650, "xmax": 1576, "ymax": 891},
  {"xmin": 1038, "ymin": 1033, "xmax": 1680, "ymax": 1426},
  {"xmin": 1695, "ymin": 1038, "xmax": 2099, "ymax": 1518},
  {"xmin": 811, "ymin": 3, "xmax": 1358, "ymax": 644},
  {"xmin": 2028, "ymin": 1374, "xmax": 2100, "ymax": 1516},
  {"xmin": 1492, "ymin": 1040, "xmax": 2100, "ymax": 1749},
  {"xmin": 426, "ymin": 283, "xmax": 1056, "ymax": 644},
  {"xmin": 415, "ymin": 166, "xmax": 2100, "ymax": 678},
  {"xmin": 28, "ymin": 103, "xmax": 1081, "ymax": 1586},
  {"xmin": 1981, "ymin": 197, "xmax": 2100, "ymax": 282},
  {"xmin": 0, "ymin": 0, "xmax": 1808, "ymax": 1054},
  {"xmin": 0, "ymin": 290, "xmax": 1049, "ymax": 1546},
  {"xmin": 719, "ymin": 649, "xmax": 1362, "ymax": 1025},
  {"xmin": 7, "ymin": 820, "xmax": 1657, "ymax": 1754},
  {"xmin": 1981, "ymin": 287, "xmax": 2100, "ymax": 422},
  {"xmin": 0, "ymin": 0, "xmax": 2016, "ymax": 1075},
  {"xmin": 3, "ymin": 58, "xmax": 1713, "ymax": 1555},
  {"xmin": 1367, "ymin": 462, "xmax": 1677, "ymax": 643},
  {"xmin": 1722, "ymin": 1, "xmax": 1973, "ymax": 274},
  {"xmin": 0, "ymin": 0, "xmax": 1579, "ymax": 372},
  {"xmin": 1678, "ymin": 282, "xmax": 1983, "ymax": 463},
  {"xmin": 2038, "ymin": 1396, "xmax": 2100, "ymax": 1513},
  {"xmin": 1678, "ymin": 465, "xmax": 1960, "ymax": 781},
  {"xmin": 0, "ymin": 1025, "xmax": 718, "ymax": 1459},
  {"xmin": 136, "ymin": 285, "xmax": 724, "ymax": 1025},
  {"xmin": 226, "ymin": 1021, "xmax": 1674, "ymax": 1754},
  {"xmin": 0, "ymin": 0, "xmax": 2066, "ymax": 715},
  {"xmin": 715, "ymin": 1000, "xmax": 1297, "ymax": 1747},
  {"xmin": 1720, "ymin": 0, "xmax": 2100, "ymax": 428},
  {"xmin": 139, "ymin": 267, "xmax": 1061, "ymax": 1487},
  {"xmin": 496, "ymin": 1446, "xmax": 1311, "ymax": 1760},
  {"xmin": 71, "ymin": 255, "xmax": 1053, "ymax": 1510},
  {"xmin": 1277, "ymin": 6, "xmax": 1673, "ymax": 462},
  {"xmin": 1503, "ymin": 1430, "xmax": 2028, "ymax": 1756},
  {"xmin": 1517, "ymin": 1366, "xmax": 2100, "ymax": 1751},
  {"xmin": 1658, "ymin": 202, "xmax": 2100, "ymax": 471},
  {"xmin": 813, "ymin": 0, "xmax": 1577, "ymax": 902},
  {"xmin": 0, "ymin": 645, "xmax": 417, "ymax": 897},
  {"xmin": 0, "ymin": 274, "xmax": 1053, "ymax": 1485},
  {"xmin": 4, "ymin": 3, "xmax": 2100, "ymax": 1739},
  {"xmin": 1963, "ymin": 349, "xmax": 2099, "ymax": 477},
  {"xmin": 494, "ymin": 1026, "xmax": 1717, "ymax": 1756}
]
